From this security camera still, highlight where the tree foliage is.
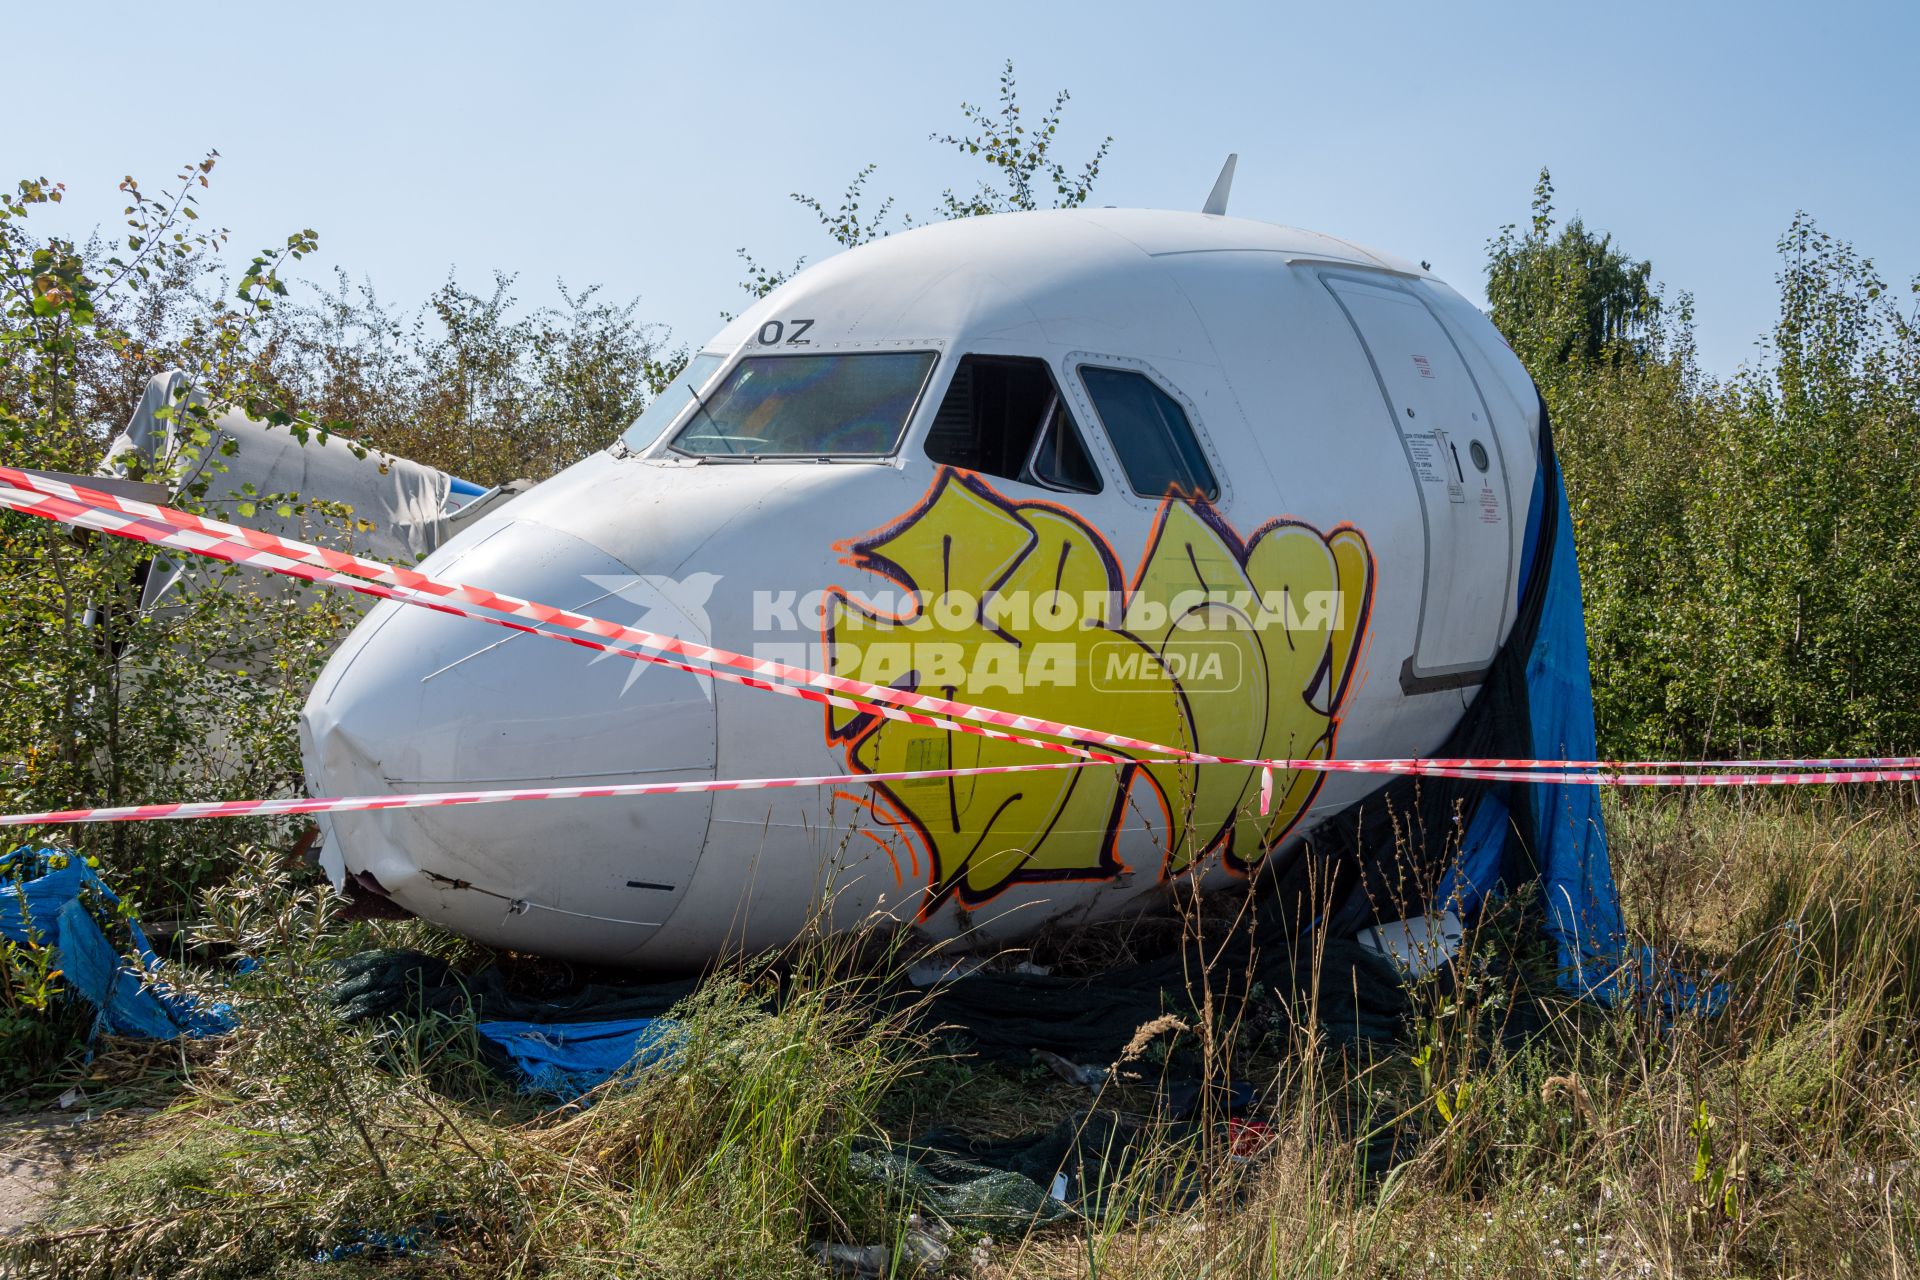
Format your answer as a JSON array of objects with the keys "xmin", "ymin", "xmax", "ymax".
[
  {"xmin": 928, "ymin": 60, "xmax": 1113, "ymax": 221},
  {"xmin": 1486, "ymin": 169, "xmax": 1660, "ymax": 375},
  {"xmin": 736, "ymin": 61, "xmax": 1113, "ymax": 301},
  {"xmin": 1489, "ymin": 176, "xmax": 1920, "ymax": 757},
  {"xmin": 262, "ymin": 271, "xmax": 671, "ymax": 483},
  {"xmin": 0, "ymin": 155, "xmax": 344, "ymax": 907}
]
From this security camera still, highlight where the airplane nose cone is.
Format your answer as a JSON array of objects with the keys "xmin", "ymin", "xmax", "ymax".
[{"xmin": 300, "ymin": 520, "xmax": 717, "ymax": 963}]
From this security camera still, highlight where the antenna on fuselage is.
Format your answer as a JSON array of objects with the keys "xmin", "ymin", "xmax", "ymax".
[{"xmin": 1201, "ymin": 153, "xmax": 1237, "ymax": 216}]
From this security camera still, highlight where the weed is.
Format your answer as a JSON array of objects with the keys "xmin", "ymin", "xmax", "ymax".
[{"xmin": 7, "ymin": 791, "xmax": 1920, "ymax": 1277}]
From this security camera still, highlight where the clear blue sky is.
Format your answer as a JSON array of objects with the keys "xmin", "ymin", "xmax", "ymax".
[{"xmin": 11, "ymin": 0, "xmax": 1915, "ymax": 377}]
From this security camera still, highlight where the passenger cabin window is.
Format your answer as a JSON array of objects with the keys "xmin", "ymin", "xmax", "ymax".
[
  {"xmin": 667, "ymin": 351, "xmax": 935, "ymax": 458},
  {"xmin": 1077, "ymin": 366, "xmax": 1218, "ymax": 500},
  {"xmin": 924, "ymin": 356, "xmax": 1102, "ymax": 494}
]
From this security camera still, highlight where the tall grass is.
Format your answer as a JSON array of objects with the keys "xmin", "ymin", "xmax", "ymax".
[
  {"xmin": 1025, "ymin": 790, "xmax": 1920, "ymax": 1279},
  {"xmin": 3, "ymin": 862, "xmax": 926, "ymax": 1278},
  {"xmin": 8, "ymin": 790, "xmax": 1920, "ymax": 1277}
]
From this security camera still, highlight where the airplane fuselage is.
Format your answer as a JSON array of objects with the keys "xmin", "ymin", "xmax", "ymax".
[{"xmin": 301, "ymin": 207, "xmax": 1539, "ymax": 966}]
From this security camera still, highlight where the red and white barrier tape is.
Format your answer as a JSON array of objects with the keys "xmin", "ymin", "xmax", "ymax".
[
  {"xmin": 0, "ymin": 761, "xmax": 1108, "ymax": 827},
  {"xmin": 1, "ymin": 468, "xmax": 1916, "ymax": 830},
  {"xmin": 0, "ymin": 467, "xmax": 1186, "ymax": 761},
  {"xmin": 0, "ymin": 481, "xmax": 1123, "ymax": 767},
  {"xmin": 0, "ymin": 479, "xmax": 1454, "ymax": 788},
  {"xmin": 6, "ymin": 469, "xmax": 1914, "ymax": 780},
  {"xmin": 6, "ymin": 761, "xmax": 1920, "ymax": 829}
]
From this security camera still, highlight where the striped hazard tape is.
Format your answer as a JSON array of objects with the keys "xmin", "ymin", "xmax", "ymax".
[
  {"xmin": 0, "ymin": 761, "xmax": 1109, "ymax": 828},
  {"xmin": 1, "ymin": 467, "xmax": 1916, "ymax": 828}
]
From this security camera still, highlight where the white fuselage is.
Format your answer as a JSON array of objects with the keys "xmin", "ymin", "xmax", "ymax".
[{"xmin": 300, "ymin": 208, "xmax": 1540, "ymax": 967}]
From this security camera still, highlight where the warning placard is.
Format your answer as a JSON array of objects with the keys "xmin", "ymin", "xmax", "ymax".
[{"xmin": 1404, "ymin": 433, "xmax": 1445, "ymax": 486}]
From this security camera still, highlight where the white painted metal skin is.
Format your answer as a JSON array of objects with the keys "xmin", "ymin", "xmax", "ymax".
[{"xmin": 299, "ymin": 207, "xmax": 1542, "ymax": 967}]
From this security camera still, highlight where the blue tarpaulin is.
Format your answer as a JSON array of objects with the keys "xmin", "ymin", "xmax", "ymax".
[
  {"xmin": 0, "ymin": 847, "xmax": 671, "ymax": 1091},
  {"xmin": 1521, "ymin": 479, "xmax": 1628, "ymax": 994},
  {"xmin": 474, "ymin": 1016, "xmax": 679, "ymax": 1100},
  {"xmin": 1415, "ymin": 426, "xmax": 1624, "ymax": 991},
  {"xmin": 1434, "ymin": 431, "xmax": 1631, "ymax": 994},
  {"xmin": 1440, "ymin": 419, "xmax": 1722, "ymax": 1013},
  {"xmin": 0, "ymin": 847, "xmax": 230, "ymax": 1040}
]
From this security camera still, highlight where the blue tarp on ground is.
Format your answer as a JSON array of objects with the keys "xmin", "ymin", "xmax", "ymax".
[
  {"xmin": 2, "ymin": 847, "xmax": 673, "ymax": 1090},
  {"xmin": 474, "ymin": 1016, "xmax": 679, "ymax": 1100},
  {"xmin": 0, "ymin": 846, "xmax": 230, "ymax": 1039}
]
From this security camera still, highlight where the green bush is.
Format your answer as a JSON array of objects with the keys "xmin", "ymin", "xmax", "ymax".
[
  {"xmin": 1489, "ymin": 173, "xmax": 1920, "ymax": 758},
  {"xmin": 0, "ymin": 160, "xmax": 341, "ymax": 910}
]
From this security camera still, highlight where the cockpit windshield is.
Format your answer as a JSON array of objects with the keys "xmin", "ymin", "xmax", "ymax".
[
  {"xmin": 620, "ymin": 352, "xmax": 725, "ymax": 452},
  {"xmin": 667, "ymin": 351, "xmax": 936, "ymax": 458}
]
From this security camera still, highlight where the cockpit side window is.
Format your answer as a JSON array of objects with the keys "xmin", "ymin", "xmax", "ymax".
[
  {"xmin": 1077, "ymin": 366, "xmax": 1219, "ymax": 500},
  {"xmin": 621, "ymin": 352, "xmax": 724, "ymax": 452},
  {"xmin": 924, "ymin": 356, "xmax": 1103, "ymax": 494}
]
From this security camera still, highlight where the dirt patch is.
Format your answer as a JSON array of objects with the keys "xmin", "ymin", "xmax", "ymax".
[{"xmin": 0, "ymin": 1108, "xmax": 126, "ymax": 1236}]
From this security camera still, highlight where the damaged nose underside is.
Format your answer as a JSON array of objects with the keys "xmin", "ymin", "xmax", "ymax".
[{"xmin": 300, "ymin": 519, "xmax": 718, "ymax": 963}]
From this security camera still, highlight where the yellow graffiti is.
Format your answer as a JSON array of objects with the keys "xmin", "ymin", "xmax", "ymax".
[{"xmin": 827, "ymin": 470, "xmax": 1372, "ymax": 910}]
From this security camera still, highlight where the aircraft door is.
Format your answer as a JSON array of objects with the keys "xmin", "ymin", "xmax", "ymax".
[{"xmin": 1322, "ymin": 273, "xmax": 1513, "ymax": 689}]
